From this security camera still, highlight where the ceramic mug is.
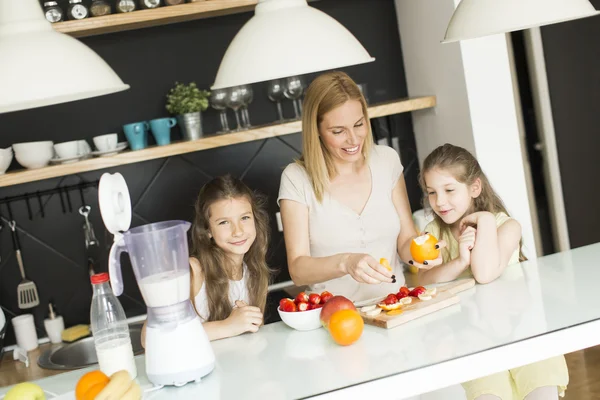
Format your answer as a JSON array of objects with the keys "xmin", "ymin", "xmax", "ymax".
[
  {"xmin": 149, "ymin": 118, "xmax": 177, "ymax": 146},
  {"xmin": 123, "ymin": 122, "xmax": 149, "ymax": 151}
]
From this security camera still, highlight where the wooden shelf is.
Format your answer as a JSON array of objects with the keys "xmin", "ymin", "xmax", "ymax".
[
  {"xmin": 55, "ymin": 0, "xmax": 286, "ymax": 38},
  {"xmin": 0, "ymin": 96, "xmax": 435, "ymax": 188}
]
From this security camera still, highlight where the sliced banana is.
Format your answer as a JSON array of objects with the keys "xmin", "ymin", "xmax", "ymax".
[
  {"xmin": 400, "ymin": 297, "xmax": 412, "ymax": 305},
  {"xmin": 361, "ymin": 305, "xmax": 377, "ymax": 312},
  {"xmin": 366, "ymin": 308, "xmax": 382, "ymax": 317},
  {"xmin": 425, "ymin": 287, "xmax": 437, "ymax": 296},
  {"xmin": 418, "ymin": 294, "xmax": 432, "ymax": 301}
]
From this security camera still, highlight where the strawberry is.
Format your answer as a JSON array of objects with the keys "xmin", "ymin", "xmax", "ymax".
[
  {"xmin": 308, "ymin": 304, "xmax": 316, "ymax": 310},
  {"xmin": 279, "ymin": 298, "xmax": 294, "ymax": 308},
  {"xmin": 383, "ymin": 295, "xmax": 398, "ymax": 305},
  {"xmin": 280, "ymin": 299, "xmax": 297, "ymax": 312},
  {"xmin": 396, "ymin": 287, "xmax": 410, "ymax": 300},
  {"xmin": 315, "ymin": 303, "xmax": 324, "ymax": 309},
  {"xmin": 320, "ymin": 291, "xmax": 333, "ymax": 303},
  {"xmin": 297, "ymin": 301, "xmax": 309, "ymax": 312},
  {"xmin": 295, "ymin": 292, "xmax": 309, "ymax": 304},
  {"xmin": 308, "ymin": 293, "xmax": 321, "ymax": 305},
  {"xmin": 409, "ymin": 286, "xmax": 426, "ymax": 297}
]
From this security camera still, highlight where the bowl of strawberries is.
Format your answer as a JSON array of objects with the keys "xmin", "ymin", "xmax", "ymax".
[{"xmin": 278, "ymin": 291, "xmax": 334, "ymax": 331}]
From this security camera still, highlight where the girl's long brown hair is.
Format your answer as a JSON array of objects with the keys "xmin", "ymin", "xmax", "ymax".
[
  {"xmin": 190, "ymin": 175, "xmax": 272, "ymax": 322},
  {"xmin": 297, "ymin": 71, "xmax": 373, "ymax": 202},
  {"xmin": 419, "ymin": 144, "xmax": 526, "ymax": 261}
]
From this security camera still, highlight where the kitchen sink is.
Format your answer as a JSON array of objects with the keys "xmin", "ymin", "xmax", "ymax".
[{"xmin": 38, "ymin": 325, "xmax": 144, "ymax": 370}]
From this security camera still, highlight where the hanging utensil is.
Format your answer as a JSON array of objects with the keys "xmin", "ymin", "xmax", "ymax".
[
  {"xmin": 79, "ymin": 205, "xmax": 99, "ymax": 276},
  {"xmin": 9, "ymin": 221, "xmax": 40, "ymax": 309}
]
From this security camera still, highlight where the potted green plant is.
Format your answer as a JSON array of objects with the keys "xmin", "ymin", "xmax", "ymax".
[{"xmin": 166, "ymin": 82, "xmax": 210, "ymax": 141}]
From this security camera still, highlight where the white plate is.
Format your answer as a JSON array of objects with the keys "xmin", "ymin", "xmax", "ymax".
[
  {"xmin": 91, "ymin": 142, "xmax": 128, "ymax": 157},
  {"xmin": 50, "ymin": 154, "xmax": 88, "ymax": 164}
]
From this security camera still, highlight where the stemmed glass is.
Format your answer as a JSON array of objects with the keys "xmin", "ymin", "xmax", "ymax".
[
  {"xmin": 210, "ymin": 89, "xmax": 230, "ymax": 133},
  {"xmin": 267, "ymin": 80, "xmax": 286, "ymax": 122},
  {"xmin": 284, "ymin": 76, "xmax": 305, "ymax": 120},
  {"xmin": 226, "ymin": 86, "xmax": 244, "ymax": 132},
  {"xmin": 238, "ymin": 85, "xmax": 253, "ymax": 129}
]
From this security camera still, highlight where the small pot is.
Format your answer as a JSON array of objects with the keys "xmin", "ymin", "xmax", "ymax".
[{"xmin": 177, "ymin": 112, "xmax": 203, "ymax": 141}]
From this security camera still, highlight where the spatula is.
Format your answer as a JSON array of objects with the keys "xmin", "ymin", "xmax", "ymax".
[{"xmin": 9, "ymin": 221, "xmax": 39, "ymax": 309}]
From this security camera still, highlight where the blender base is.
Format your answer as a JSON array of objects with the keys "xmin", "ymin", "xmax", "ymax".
[{"xmin": 147, "ymin": 362, "xmax": 215, "ymax": 387}]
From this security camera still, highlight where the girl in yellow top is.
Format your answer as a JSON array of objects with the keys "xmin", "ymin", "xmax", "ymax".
[{"xmin": 413, "ymin": 144, "xmax": 568, "ymax": 400}]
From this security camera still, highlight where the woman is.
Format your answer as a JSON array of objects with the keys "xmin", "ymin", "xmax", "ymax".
[{"xmin": 278, "ymin": 71, "xmax": 424, "ymax": 302}]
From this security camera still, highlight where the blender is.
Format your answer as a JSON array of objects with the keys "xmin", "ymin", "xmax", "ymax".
[{"xmin": 98, "ymin": 172, "xmax": 215, "ymax": 386}]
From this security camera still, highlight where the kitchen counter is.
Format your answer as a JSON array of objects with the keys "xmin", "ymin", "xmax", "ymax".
[
  {"xmin": 0, "ymin": 343, "xmax": 64, "ymax": 388},
  {"xmin": 2, "ymin": 243, "xmax": 600, "ymax": 399}
]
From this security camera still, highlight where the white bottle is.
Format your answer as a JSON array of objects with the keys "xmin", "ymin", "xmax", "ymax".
[{"xmin": 90, "ymin": 273, "xmax": 137, "ymax": 379}]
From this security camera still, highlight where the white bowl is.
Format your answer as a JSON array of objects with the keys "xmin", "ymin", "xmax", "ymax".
[
  {"xmin": 13, "ymin": 141, "xmax": 54, "ymax": 169},
  {"xmin": 278, "ymin": 306, "xmax": 322, "ymax": 331},
  {"xmin": 0, "ymin": 147, "xmax": 13, "ymax": 174},
  {"xmin": 93, "ymin": 133, "xmax": 118, "ymax": 152},
  {"xmin": 54, "ymin": 140, "xmax": 79, "ymax": 159}
]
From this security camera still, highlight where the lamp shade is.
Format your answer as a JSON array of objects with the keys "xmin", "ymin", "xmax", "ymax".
[
  {"xmin": 443, "ymin": 0, "xmax": 600, "ymax": 43},
  {"xmin": 211, "ymin": 0, "xmax": 375, "ymax": 89},
  {"xmin": 0, "ymin": 0, "xmax": 129, "ymax": 114}
]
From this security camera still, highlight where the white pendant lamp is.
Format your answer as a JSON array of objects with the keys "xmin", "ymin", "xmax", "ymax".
[
  {"xmin": 211, "ymin": 0, "xmax": 375, "ymax": 89},
  {"xmin": 0, "ymin": 0, "xmax": 129, "ymax": 114},
  {"xmin": 443, "ymin": 0, "xmax": 600, "ymax": 43}
]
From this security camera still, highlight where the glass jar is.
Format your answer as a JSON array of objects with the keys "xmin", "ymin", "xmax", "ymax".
[
  {"xmin": 116, "ymin": 0, "xmax": 136, "ymax": 13},
  {"xmin": 141, "ymin": 0, "xmax": 161, "ymax": 9},
  {"xmin": 43, "ymin": 1, "xmax": 64, "ymax": 23},
  {"xmin": 90, "ymin": 0, "xmax": 112, "ymax": 17},
  {"xmin": 67, "ymin": 0, "xmax": 89, "ymax": 20}
]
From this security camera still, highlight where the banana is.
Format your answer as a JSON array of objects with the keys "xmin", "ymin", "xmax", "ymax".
[
  {"xmin": 95, "ymin": 370, "xmax": 132, "ymax": 400},
  {"xmin": 120, "ymin": 381, "xmax": 142, "ymax": 400}
]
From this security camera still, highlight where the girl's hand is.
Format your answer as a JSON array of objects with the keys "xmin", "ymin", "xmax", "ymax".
[
  {"xmin": 225, "ymin": 301, "xmax": 263, "ymax": 336},
  {"xmin": 459, "ymin": 226, "xmax": 477, "ymax": 265},
  {"xmin": 409, "ymin": 239, "xmax": 446, "ymax": 270},
  {"xmin": 460, "ymin": 212, "xmax": 493, "ymax": 230},
  {"xmin": 343, "ymin": 253, "xmax": 395, "ymax": 284}
]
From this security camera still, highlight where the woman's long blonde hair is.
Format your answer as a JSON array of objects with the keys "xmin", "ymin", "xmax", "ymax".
[
  {"xmin": 190, "ymin": 175, "xmax": 272, "ymax": 322},
  {"xmin": 419, "ymin": 144, "xmax": 526, "ymax": 261},
  {"xmin": 297, "ymin": 71, "xmax": 373, "ymax": 202}
]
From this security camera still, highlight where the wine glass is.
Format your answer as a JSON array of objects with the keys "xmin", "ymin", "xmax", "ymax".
[
  {"xmin": 284, "ymin": 76, "xmax": 305, "ymax": 120},
  {"xmin": 226, "ymin": 86, "xmax": 244, "ymax": 132},
  {"xmin": 210, "ymin": 89, "xmax": 230, "ymax": 133},
  {"xmin": 267, "ymin": 80, "xmax": 286, "ymax": 122},
  {"xmin": 238, "ymin": 85, "xmax": 254, "ymax": 129}
]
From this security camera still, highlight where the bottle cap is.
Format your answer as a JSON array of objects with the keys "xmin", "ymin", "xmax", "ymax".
[{"xmin": 91, "ymin": 273, "xmax": 110, "ymax": 285}]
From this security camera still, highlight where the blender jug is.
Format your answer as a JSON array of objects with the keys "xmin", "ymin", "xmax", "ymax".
[{"xmin": 109, "ymin": 221, "xmax": 192, "ymax": 308}]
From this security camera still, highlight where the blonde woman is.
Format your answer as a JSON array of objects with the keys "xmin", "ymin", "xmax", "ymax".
[{"xmin": 278, "ymin": 71, "xmax": 426, "ymax": 302}]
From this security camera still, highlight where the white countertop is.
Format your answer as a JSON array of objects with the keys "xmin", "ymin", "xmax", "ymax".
[{"xmin": 3, "ymin": 243, "xmax": 600, "ymax": 400}]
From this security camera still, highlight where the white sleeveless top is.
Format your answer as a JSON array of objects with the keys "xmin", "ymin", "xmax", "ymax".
[
  {"xmin": 194, "ymin": 263, "xmax": 250, "ymax": 322},
  {"xmin": 277, "ymin": 145, "xmax": 405, "ymax": 302}
]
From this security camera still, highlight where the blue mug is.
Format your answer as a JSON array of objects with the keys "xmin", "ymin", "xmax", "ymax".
[
  {"xmin": 149, "ymin": 118, "xmax": 177, "ymax": 146},
  {"xmin": 123, "ymin": 121, "xmax": 149, "ymax": 151}
]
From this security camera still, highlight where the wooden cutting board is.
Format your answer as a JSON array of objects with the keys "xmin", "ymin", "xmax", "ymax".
[{"xmin": 360, "ymin": 278, "xmax": 475, "ymax": 329}]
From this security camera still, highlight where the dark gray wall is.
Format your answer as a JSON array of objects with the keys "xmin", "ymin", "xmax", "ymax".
[
  {"xmin": 0, "ymin": 0, "xmax": 419, "ymax": 346},
  {"xmin": 540, "ymin": 2, "xmax": 600, "ymax": 249}
]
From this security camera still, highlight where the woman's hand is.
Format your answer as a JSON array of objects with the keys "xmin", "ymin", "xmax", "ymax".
[
  {"xmin": 458, "ymin": 226, "xmax": 476, "ymax": 266},
  {"xmin": 343, "ymin": 253, "xmax": 395, "ymax": 284},
  {"xmin": 409, "ymin": 239, "xmax": 446, "ymax": 270},
  {"xmin": 225, "ymin": 301, "xmax": 263, "ymax": 336}
]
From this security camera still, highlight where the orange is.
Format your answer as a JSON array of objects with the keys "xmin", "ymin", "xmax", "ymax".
[
  {"xmin": 379, "ymin": 258, "xmax": 392, "ymax": 271},
  {"xmin": 327, "ymin": 309, "xmax": 364, "ymax": 346},
  {"xmin": 80, "ymin": 383, "xmax": 106, "ymax": 400},
  {"xmin": 410, "ymin": 234, "xmax": 440, "ymax": 263},
  {"xmin": 75, "ymin": 370, "xmax": 109, "ymax": 400}
]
